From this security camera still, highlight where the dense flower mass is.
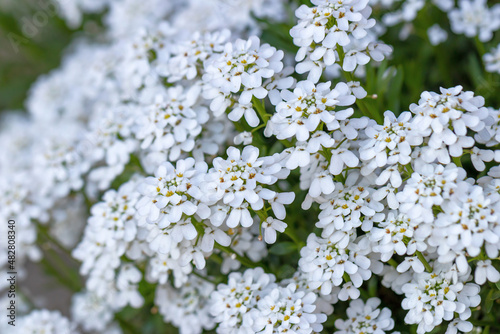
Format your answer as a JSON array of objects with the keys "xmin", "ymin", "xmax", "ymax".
[
  {"xmin": 334, "ymin": 298, "xmax": 395, "ymax": 334},
  {"xmin": 2, "ymin": 0, "xmax": 500, "ymax": 333}
]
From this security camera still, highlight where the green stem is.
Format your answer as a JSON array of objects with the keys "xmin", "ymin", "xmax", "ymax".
[
  {"xmin": 470, "ymin": 320, "xmax": 500, "ymax": 328},
  {"xmin": 129, "ymin": 153, "xmax": 146, "ymax": 174},
  {"xmin": 18, "ymin": 286, "xmax": 36, "ymax": 309},
  {"xmin": 283, "ymin": 228, "xmax": 305, "ymax": 249},
  {"xmin": 81, "ymin": 190, "xmax": 93, "ymax": 214},
  {"xmin": 192, "ymin": 271, "xmax": 218, "ymax": 285},
  {"xmin": 337, "ymin": 47, "xmax": 383, "ymax": 124},
  {"xmin": 255, "ymin": 209, "xmax": 268, "ymax": 221},
  {"xmin": 251, "ymin": 123, "xmax": 267, "ymax": 133},
  {"xmin": 252, "ymin": 96, "xmax": 270, "ymax": 125},
  {"xmin": 416, "ymin": 251, "xmax": 433, "ymax": 273},
  {"xmin": 115, "ymin": 313, "xmax": 142, "ymax": 334},
  {"xmin": 37, "ymin": 223, "xmax": 73, "ymax": 258},
  {"xmin": 388, "ymin": 259, "xmax": 399, "ymax": 269},
  {"xmin": 214, "ymin": 244, "xmax": 265, "ymax": 270},
  {"xmin": 40, "ymin": 255, "xmax": 81, "ymax": 292},
  {"xmin": 474, "ymin": 36, "xmax": 486, "ymax": 57},
  {"xmin": 278, "ymin": 139, "xmax": 294, "ymax": 148},
  {"xmin": 36, "ymin": 223, "xmax": 83, "ymax": 292}
]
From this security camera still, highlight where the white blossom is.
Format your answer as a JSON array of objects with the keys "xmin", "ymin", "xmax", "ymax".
[
  {"xmin": 334, "ymin": 298, "xmax": 395, "ymax": 334},
  {"xmin": 474, "ymin": 260, "xmax": 500, "ymax": 285},
  {"xmin": 448, "ymin": 0, "xmax": 500, "ymax": 42}
]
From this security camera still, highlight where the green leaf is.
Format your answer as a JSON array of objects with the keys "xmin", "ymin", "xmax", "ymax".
[
  {"xmin": 269, "ymin": 241, "xmax": 297, "ymax": 255},
  {"xmin": 492, "ymin": 291, "xmax": 500, "ymax": 300},
  {"xmin": 485, "ymin": 289, "xmax": 495, "ymax": 313},
  {"xmin": 368, "ymin": 276, "xmax": 378, "ymax": 297},
  {"xmin": 386, "ymin": 65, "xmax": 404, "ymax": 114},
  {"xmin": 277, "ymin": 264, "xmax": 296, "ymax": 280},
  {"xmin": 467, "ymin": 53, "xmax": 486, "ymax": 89}
]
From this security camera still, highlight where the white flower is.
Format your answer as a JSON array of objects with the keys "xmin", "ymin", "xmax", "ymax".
[
  {"xmin": 298, "ymin": 233, "xmax": 373, "ymax": 296},
  {"xmin": 484, "ymin": 44, "xmax": 500, "ymax": 74},
  {"xmin": 86, "ymin": 106, "xmax": 138, "ymax": 189},
  {"xmin": 476, "ymin": 107, "xmax": 500, "ymax": 146},
  {"xmin": 360, "ymin": 111, "xmax": 421, "ymax": 180},
  {"xmin": 209, "ymin": 268, "xmax": 276, "ymax": 332},
  {"xmin": 382, "ymin": 0, "xmax": 425, "ymax": 26},
  {"xmin": 228, "ymin": 101, "xmax": 260, "ymax": 127},
  {"xmin": 370, "ymin": 211, "xmax": 426, "ymax": 262},
  {"xmin": 234, "ymin": 131, "xmax": 253, "ymax": 145},
  {"xmin": 203, "ymin": 36, "xmax": 284, "ymax": 121},
  {"xmin": 337, "ymin": 281, "xmax": 361, "ymax": 301},
  {"xmin": 397, "ymin": 256, "xmax": 425, "ymax": 273},
  {"xmin": 470, "ymin": 146, "xmax": 494, "ymax": 171},
  {"xmin": 134, "ymin": 85, "xmax": 209, "ymax": 166},
  {"xmin": 373, "ymin": 183, "xmax": 400, "ymax": 209},
  {"xmin": 445, "ymin": 319, "xmax": 474, "ymax": 334},
  {"xmin": 204, "ymin": 146, "xmax": 293, "ymax": 229},
  {"xmin": 269, "ymin": 192, "xmax": 295, "ymax": 220},
  {"xmin": 401, "ymin": 265, "xmax": 480, "ymax": 334},
  {"xmin": 115, "ymin": 264, "xmax": 144, "ymax": 308},
  {"xmin": 291, "ymin": 0, "xmax": 384, "ymax": 80},
  {"xmin": 281, "ymin": 143, "xmax": 313, "ymax": 170},
  {"xmin": 148, "ymin": 251, "xmax": 192, "ymax": 287},
  {"xmin": 448, "ymin": 0, "xmax": 500, "ymax": 42},
  {"xmin": 156, "ymin": 276, "xmax": 215, "ymax": 334},
  {"xmin": 264, "ymin": 67, "xmax": 296, "ymax": 105},
  {"xmin": 252, "ymin": 284, "xmax": 326, "ymax": 334},
  {"xmin": 262, "ymin": 217, "xmax": 287, "ymax": 244},
  {"xmin": 381, "ymin": 266, "xmax": 413, "ymax": 295},
  {"xmin": 72, "ymin": 177, "xmax": 142, "ymax": 294},
  {"xmin": 396, "ymin": 163, "xmax": 464, "ymax": 223},
  {"xmin": 474, "ymin": 260, "xmax": 500, "ymax": 285},
  {"xmin": 304, "ymin": 156, "xmax": 336, "ymax": 198},
  {"xmin": 105, "ymin": 0, "xmax": 173, "ymax": 38},
  {"xmin": 329, "ymin": 144, "xmax": 360, "ymax": 175},
  {"xmin": 343, "ymin": 49, "xmax": 371, "ymax": 72},
  {"xmin": 347, "ymin": 81, "xmax": 367, "ymax": 99},
  {"xmin": 159, "ymin": 30, "xmax": 230, "ymax": 83},
  {"xmin": 18, "ymin": 309, "xmax": 79, "ymax": 334},
  {"xmin": 427, "ymin": 24, "xmax": 448, "ymax": 46},
  {"xmin": 136, "ymin": 158, "xmax": 209, "ymax": 234},
  {"xmin": 334, "ymin": 298, "xmax": 395, "ymax": 334},
  {"xmin": 410, "ymin": 86, "xmax": 489, "ymax": 163},
  {"xmin": 265, "ymin": 80, "xmax": 355, "ymax": 141},
  {"xmin": 200, "ymin": 226, "xmax": 232, "ymax": 253},
  {"xmin": 281, "ymin": 270, "xmax": 338, "ymax": 315},
  {"xmin": 71, "ymin": 292, "xmax": 115, "ymax": 332},
  {"xmin": 430, "ymin": 182, "xmax": 498, "ymax": 266},
  {"xmin": 317, "ymin": 179, "xmax": 384, "ymax": 237}
]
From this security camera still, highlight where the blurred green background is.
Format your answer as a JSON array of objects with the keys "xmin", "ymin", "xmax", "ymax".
[
  {"xmin": 0, "ymin": 0, "xmax": 102, "ymax": 111},
  {"xmin": 2, "ymin": 0, "xmax": 500, "ymax": 114},
  {"xmin": 1, "ymin": 1, "xmax": 500, "ymax": 333},
  {"xmin": 0, "ymin": 1, "xmax": 68, "ymax": 110}
]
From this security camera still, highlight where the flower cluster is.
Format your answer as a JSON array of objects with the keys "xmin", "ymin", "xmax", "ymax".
[
  {"xmin": 334, "ymin": 298, "xmax": 395, "ymax": 334},
  {"xmin": 203, "ymin": 36, "xmax": 284, "ymax": 126},
  {"xmin": 209, "ymin": 268, "xmax": 326, "ymax": 333},
  {"xmin": 3, "ymin": 0, "xmax": 500, "ymax": 333},
  {"xmin": 448, "ymin": 0, "xmax": 500, "ymax": 42},
  {"xmin": 484, "ymin": 44, "xmax": 500, "ymax": 74},
  {"xmin": 401, "ymin": 264, "xmax": 481, "ymax": 334},
  {"xmin": 156, "ymin": 276, "xmax": 216, "ymax": 334},
  {"xmin": 291, "ymin": 0, "xmax": 392, "ymax": 81}
]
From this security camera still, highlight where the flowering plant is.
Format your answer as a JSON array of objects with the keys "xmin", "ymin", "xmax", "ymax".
[{"xmin": 2, "ymin": 0, "xmax": 500, "ymax": 333}]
